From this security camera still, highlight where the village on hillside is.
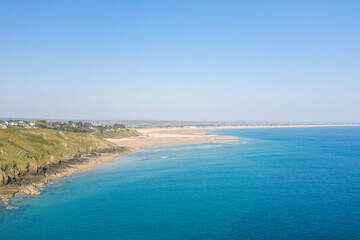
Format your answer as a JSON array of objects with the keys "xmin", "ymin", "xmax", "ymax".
[{"xmin": 0, "ymin": 119, "xmax": 126, "ymax": 133}]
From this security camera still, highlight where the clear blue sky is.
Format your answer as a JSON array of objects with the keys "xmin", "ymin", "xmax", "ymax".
[{"xmin": 1, "ymin": 0, "xmax": 359, "ymax": 121}]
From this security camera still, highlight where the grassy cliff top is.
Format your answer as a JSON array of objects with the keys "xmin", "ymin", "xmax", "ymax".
[
  {"xmin": 0, "ymin": 128, "xmax": 138, "ymax": 176},
  {"xmin": 0, "ymin": 128, "xmax": 112, "ymax": 168}
]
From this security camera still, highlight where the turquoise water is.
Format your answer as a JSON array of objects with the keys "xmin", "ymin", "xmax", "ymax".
[{"xmin": 1, "ymin": 127, "xmax": 360, "ymax": 239}]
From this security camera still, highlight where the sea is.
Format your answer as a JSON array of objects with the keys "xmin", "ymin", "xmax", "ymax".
[{"xmin": 1, "ymin": 127, "xmax": 360, "ymax": 239}]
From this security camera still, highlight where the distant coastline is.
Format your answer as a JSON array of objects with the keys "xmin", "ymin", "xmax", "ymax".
[
  {"xmin": 138, "ymin": 123, "xmax": 360, "ymax": 131},
  {"xmin": 108, "ymin": 124, "xmax": 360, "ymax": 152}
]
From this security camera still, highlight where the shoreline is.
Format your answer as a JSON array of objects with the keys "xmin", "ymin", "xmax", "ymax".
[
  {"xmin": 0, "ymin": 148, "xmax": 131, "ymax": 207},
  {"xmin": 1, "ymin": 124, "xmax": 358, "ymax": 208},
  {"xmin": 108, "ymin": 127, "xmax": 240, "ymax": 151}
]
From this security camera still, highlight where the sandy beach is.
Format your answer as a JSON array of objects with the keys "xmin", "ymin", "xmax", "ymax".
[
  {"xmin": 108, "ymin": 128, "xmax": 240, "ymax": 151},
  {"xmin": 108, "ymin": 124, "xmax": 359, "ymax": 151}
]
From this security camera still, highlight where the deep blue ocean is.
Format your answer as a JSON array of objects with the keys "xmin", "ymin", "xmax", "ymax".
[{"xmin": 1, "ymin": 127, "xmax": 360, "ymax": 239}]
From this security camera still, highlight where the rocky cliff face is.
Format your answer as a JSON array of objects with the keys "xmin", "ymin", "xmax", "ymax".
[
  {"xmin": 0, "ymin": 147, "xmax": 128, "ymax": 204},
  {"xmin": 0, "ymin": 128, "xmax": 120, "ymax": 186},
  {"xmin": 0, "ymin": 170, "xmax": 9, "ymax": 185},
  {"xmin": 0, "ymin": 162, "xmax": 42, "ymax": 185},
  {"xmin": 0, "ymin": 146, "xmax": 120, "ymax": 186}
]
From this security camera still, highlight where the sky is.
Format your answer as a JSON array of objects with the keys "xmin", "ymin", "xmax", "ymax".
[{"xmin": 1, "ymin": 0, "xmax": 359, "ymax": 122}]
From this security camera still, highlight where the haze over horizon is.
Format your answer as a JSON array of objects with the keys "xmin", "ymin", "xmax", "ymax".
[{"xmin": 1, "ymin": 0, "xmax": 360, "ymax": 122}]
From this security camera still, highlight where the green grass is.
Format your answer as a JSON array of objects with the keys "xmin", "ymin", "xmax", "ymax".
[
  {"xmin": 0, "ymin": 128, "xmax": 121, "ymax": 178},
  {"xmin": 94, "ymin": 129, "xmax": 140, "ymax": 139}
]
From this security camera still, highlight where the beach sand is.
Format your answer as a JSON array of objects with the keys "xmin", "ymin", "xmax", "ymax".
[
  {"xmin": 108, "ymin": 124, "xmax": 358, "ymax": 151},
  {"xmin": 108, "ymin": 128, "xmax": 240, "ymax": 151}
]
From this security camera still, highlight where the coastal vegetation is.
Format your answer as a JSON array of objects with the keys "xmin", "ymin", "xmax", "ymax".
[
  {"xmin": 0, "ymin": 122, "xmax": 139, "ymax": 186},
  {"xmin": 94, "ymin": 128, "xmax": 140, "ymax": 139}
]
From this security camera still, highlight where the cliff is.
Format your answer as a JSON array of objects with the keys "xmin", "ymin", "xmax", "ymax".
[
  {"xmin": 0, "ymin": 128, "xmax": 123, "ymax": 184},
  {"xmin": 0, "ymin": 128, "xmax": 134, "ymax": 203}
]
